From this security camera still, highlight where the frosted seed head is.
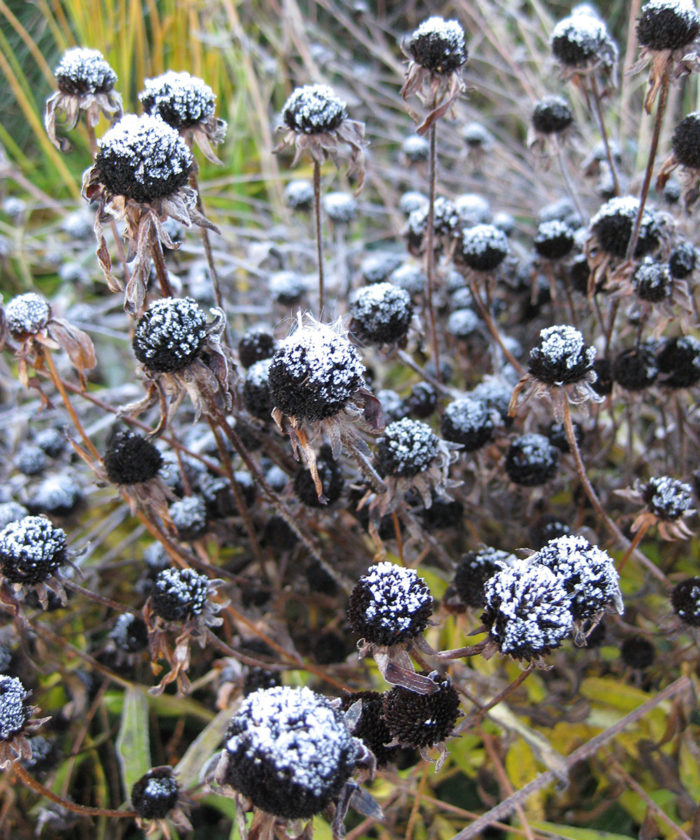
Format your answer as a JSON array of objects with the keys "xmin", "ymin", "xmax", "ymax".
[
  {"xmin": 454, "ymin": 193, "xmax": 492, "ymax": 227},
  {"xmin": 103, "ymin": 430, "xmax": 163, "ymax": 485},
  {"xmin": 347, "ymin": 561, "xmax": 433, "ymax": 645},
  {"xmin": 109, "ymin": 612, "xmax": 149, "ymax": 653},
  {"xmin": 15, "ymin": 445, "xmax": 47, "ymax": 477},
  {"xmin": 454, "ymin": 547, "xmax": 516, "ymax": 608},
  {"xmin": 376, "ymin": 418, "xmax": 440, "ymax": 478},
  {"xmin": 360, "ymin": 253, "xmax": 403, "ymax": 284},
  {"xmin": 238, "ymin": 328, "xmax": 277, "ymax": 369},
  {"xmin": 294, "ymin": 445, "xmax": 344, "ymax": 508},
  {"xmin": 282, "ymin": 84, "xmax": 347, "ymax": 134},
  {"xmin": 54, "ymin": 47, "xmax": 117, "ymax": 95},
  {"xmin": 505, "ymin": 433, "xmax": 560, "ymax": 487},
  {"xmin": 447, "ymin": 308, "xmax": 479, "ymax": 339},
  {"xmin": 6, "ymin": 293, "xmax": 50, "ymax": 337},
  {"xmin": 637, "ymin": 0, "xmax": 700, "ymax": 51},
  {"xmin": 458, "ymin": 224, "xmax": 509, "ymax": 271},
  {"xmin": 284, "ymin": 179, "xmax": 314, "ymax": 210},
  {"xmin": 268, "ymin": 319, "xmax": 365, "ymax": 422},
  {"xmin": 269, "ymin": 270, "xmax": 309, "ymax": 305},
  {"xmin": 151, "ymin": 567, "xmax": 210, "ymax": 622},
  {"xmin": 399, "ymin": 190, "xmax": 429, "ymax": 217},
  {"xmin": 349, "ymin": 282, "xmax": 413, "ymax": 345},
  {"xmin": 0, "ymin": 675, "xmax": 30, "ymax": 741},
  {"xmin": 657, "ymin": 335, "xmax": 700, "ymax": 387},
  {"xmin": 632, "ymin": 257, "xmax": 673, "ymax": 302},
  {"xmin": 139, "ymin": 71, "xmax": 216, "ymax": 129},
  {"xmin": 533, "ymin": 534, "xmax": 623, "ymax": 618},
  {"xmin": 671, "ymin": 577, "xmax": 700, "ymax": 625},
  {"xmin": 671, "ymin": 112, "xmax": 700, "ymax": 169},
  {"xmin": 472, "ymin": 379, "xmax": 513, "ymax": 422},
  {"xmin": 590, "ymin": 196, "xmax": 660, "ymax": 258},
  {"xmin": 95, "ymin": 114, "xmax": 192, "ymax": 203},
  {"xmin": 669, "ymin": 241, "xmax": 696, "ymax": 278},
  {"xmin": 0, "ymin": 515, "xmax": 66, "ymax": 585},
  {"xmin": 243, "ymin": 359, "xmax": 274, "ymax": 421},
  {"xmin": 463, "ymin": 121, "xmax": 493, "ymax": 148},
  {"xmin": 531, "ymin": 95, "xmax": 574, "ymax": 134},
  {"xmin": 219, "ymin": 685, "xmax": 357, "ymax": 819},
  {"xmin": 383, "ymin": 673, "xmax": 460, "ymax": 747},
  {"xmin": 323, "ymin": 191, "xmax": 357, "ymax": 223},
  {"xmin": 528, "ymin": 324, "xmax": 596, "ymax": 385},
  {"xmin": 406, "ymin": 17, "xmax": 468, "ymax": 74},
  {"xmin": 405, "ymin": 382, "xmax": 438, "ymax": 419},
  {"xmin": 642, "ymin": 475, "xmax": 694, "ymax": 520},
  {"xmin": 28, "ymin": 473, "xmax": 82, "ymax": 517},
  {"xmin": 0, "ymin": 502, "xmax": 29, "ymax": 531},
  {"xmin": 131, "ymin": 767, "xmax": 180, "ymax": 819},
  {"xmin": 402, "ymin": 134, "xmax": 430, "ymax": 163},
  {"xmin": 483, "ymin": 559, "xmax": 574, "ymax": 659},
  {"xmin": 168, "ymin": 496, "xmax": 208, "ymax": 540},
  {"xmin": 133, "ymin": 297, "xmax": 208, "ymax": 374},
  {"xmin": 621, "ymin": 636, "xmax": 655, "ymax": 669},
  {"xmin": 551, "ymin": 13, "xmax": 616, "ymax": 67},
  {"xmin": 612, "ymin": 345, "xmax": 659, "ymax": 390},
  {"xmin": 441, "ymin": 397, "xmax": 493, "ymax": 451},
  {"xmin": 534, "ymin": 220, "xmax": 576, "ymax": 260}
]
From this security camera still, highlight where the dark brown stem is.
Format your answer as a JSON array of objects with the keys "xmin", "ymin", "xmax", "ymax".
[
  {"xmin": 467, "ymin": 276, "xmax": 525, "ymax": 376},
  {"xmin": 425, "ymin": 121, "xmax": 442, "ymax": 383},
  {"xmin": 617, "ymin": 521, "xmax": 650, "ymax": 572},
  {"xmin": 589, "ymin": 74, "xmax": 621, "ymax": 197},
  {"xmin": 556, "ymin": 139, "xmax": 585, "ymax": 222},
  {"xmin": 437, "ymin": 640, "xmax": 487, "ymax": 659},
  {"xmin": 190, "ymin": 174, "xmax": 226, "ymax": 316},
  {"xmin": 313, "ymin": 159, "xmax": 325, "ymax": 315},
  {"xmin": 625, "ymin": 71, "xmax": 669, "ymax": 261},
  {"xmin": 149, "ymin": 230, "xmax": 174, "ymax": 298}
]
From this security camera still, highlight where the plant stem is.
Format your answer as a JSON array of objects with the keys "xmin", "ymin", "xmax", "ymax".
[
  {"xmin": 589, "ymin": 74, "xmax": 621, "ymax": 197},
  {"xmin": 425, "ymin": 121, "xmax": 442, "ymax": 383},
  {"xmin": 467, "ymin": 276, "xmax": 524, "ymax": 376},
  {"xmin": 313, "ymin": 159, "xmax": 325, "ymax": 315},
  {"xmin": 556, "ymin": 139, "xmax": 585, "ymax": 222},
  {"xmin": 150, "ymin": 229, "xmax": 174, "ymax": 298},
  {"xmin": 617, "ymin": 520, "xmax": 650, "ymax": 572}
]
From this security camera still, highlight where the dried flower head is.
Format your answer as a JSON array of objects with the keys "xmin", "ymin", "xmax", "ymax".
[
  {"xmin": 131, "ymin": 765, "xmax": 192, "ymax": 836},
  {"xmin": 349, "ymin": 282, "xmax": 413, "ymax": 346},
  {"xmin": 657, "ymin": 112, "xmax": 700, "ymax": 208},
  {"xmin": 534, "ymin": 220, "xmax": 576, "ymax": 260},
  {"xmin": 0, "ymin": 675, "xmax": 48, "ymax": 769},
  {"xmin": 275, "ymin": 84, "xmax": 367, "ymax": 190},
  {"xmin": 405, "ymin": 195, "xmax": 458, "ymax": 256},
  {"xmin": 612, "ymin": 345, "xmax": 659, "ymax": 391},
  {"xmin": 671, "ymin": 577, "xmax": 700, "ymax": 626},
  {"xmin": 103, "ymin": 430, "xmax": 163, "ymax": 485},
  {"xmin": 341, "ymin": 691, "xmax": 397, "ymax": 767},
  {"xmin": 528, "ymin": 95, "xmax": 575, "ymax": 155},
  {"xmin": 454, "ymin": 547, "xmax": 516, "ymax": 608},
  {"xmin": 482, "ymin": 559, "xmax": 574, "ymax": 663},
  {"xmin": 401, "ymin": 17, "xmax": 468, "ymax": 133},
  {"xmin": 657, "ymin": 335, "xmax": 700, "ymax": 387},
  {"xmin": 504, "ymin": 433, "xmax": 560, "ymax": 487},
  {"xmin": 139, "ymin": 71, "xmax": 226, "ymax": 164},
  {"xmin": 45, "ymin": 47, "xmax": 122, "ymax": 151},
  {"xmin": 618, "ymin": 475, "xmax": 695, "ymax": 539},
  {"xmin": 550, "ymin": 8, "xmax": 618, "ymax": 83},
  {"xmin": 441, "ymin": 397, "xmax": 494, "ymax": 452},
  {"xmin": 383, "ymin": 672, "xmax": 460, "ymax": 751},
  {"xmin": 455, "ymin": 223, "xmax": 509, "ymax": 273}
]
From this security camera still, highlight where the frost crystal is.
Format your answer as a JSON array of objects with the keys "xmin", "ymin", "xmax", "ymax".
[
  {"xmin": 347, "ymin": 561, "xmax": 433, "ymax": 645},
  {"xmin": 642, "ymin": 475, "xmax": 694, "ymax": 520},
  {"xmin": 95, "ymin": 114, "xmax": 192, "ymax": 203},
  {"xmin": 0, "ymin": 675, "xmax": 29, "ymax": 741},
  {"xmin": 0, "ymin": 516, "xmax": 66, "ymax": 585},
  {"xmin": 483, "ymin": 559, "xmax": 574, "ymax": 659},
  {"xmin": 268, "ymin": 318, "xmax": 365, "ymax": 422},
  {"xmin": 133, "ymin": 297, "xmax": 208, "ymax": 373},
  {"xmin": 219, "ymin": 685, "xmax": 357, "ymax": 819},
  {"xmin": 376, "ymin": 418, "xmax": 440, "ymax": 478},
  {"xmin": 533, "ymin": 535, "xmax": 623, "ymax": 619},
  {"xmin": 282, "ymin": 84, "xmax": 347, "ymax": 134},
  {"xmin": 6, "ymin": 293, "xmax": 50, "ymax": 337},
  {"xmin": 139, "ymin": 71, "xmax": 216, "ymax": 128},
  {"xmin": 350, "ymin": 282, "xmax": 412, "ymax": 345},
  {"xmin": 54, "ymin": 48, "xmax": 117, "ymax": 94}
]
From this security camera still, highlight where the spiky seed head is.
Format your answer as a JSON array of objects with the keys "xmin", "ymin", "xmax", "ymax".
[
  {"xmin": 0, "ymin": 515, "xmax": 67, "ymax": 585},
  {"xmin": 151, "ymin": 567, "xmax": 210, "ymax": 622},
  {"xmin": 528, "ymin": 324, "xmax": 596, "ymax": 385},
  {"xmin": 103, "ymin": 430, "xmax": 163, "ymax": 485},
  {"xmin": 54, "ymin": 47, "xmax": 117, "ymax": 95},
  {"xmin": 642, "ymin": 475, "xmax": 694, "ymax": 520},
  {"xmin": 406, "ymin": 17, "xmax": 468, "ymax": 74},
  {"xmin": 637, "ymin": 0, "xmax": 700, "ymax": 51},
  {"xmin": 376, "ymin": 418, "xmax": 440, "ymax": 478},
  {"xmin": 505, "ymin": 433, "xmax": 560, "ymax": 487},
  {"xmin": 139, "ymin": 71, "xmax": 216, "ymax": 129},
  {"xmin": 349, "ymin": 283, "xmax": 413, "ymax": 345},
  {"xmin": 383, "ymin": 673, "xmax": 460, "ymax": 747},
  {"xmin": 457, "ymin": 223, "xmax": 509, "ymax": 272},
  {"xmin": 133, "ymin": 297, "xmax": 208, "ymax": 374},
  {"xmin": 282, "ymin": 84, "xmax": 347, "ymax": 134},
  {"xmin": 6, "ymin": 293, "xmax": 50, "ymax": 338},
  {"xmin": 131, "ymin": 767, "xmax": 180, "ymax": 819}
]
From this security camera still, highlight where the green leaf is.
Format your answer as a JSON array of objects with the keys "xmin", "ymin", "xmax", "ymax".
[
  {"xmin": 115, "ymin": 686, "xmax": 151, "ymax": 795},
  {"xmin": 531, "ymin": 821, "xmax": 635, "ymax": 840}
]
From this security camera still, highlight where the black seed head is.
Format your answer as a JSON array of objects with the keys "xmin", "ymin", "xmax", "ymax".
[
  {"xmin": 641, "ymin": 475, "xmax": 694, "ymax": 519},
  {"xmin": 405, "ymin": 382, "xmax": 438, "ymax": 419},
  {"xmin": 268, "ymin": 319, "xmax": 365, "ymax": 422},
  {"xmin": 612, "ymin": 345, "xmax": 659, "ymax": 391},
  {"xmin": 0, "ymin": 502, "xmax": 28, "ymax": 531},
  {"xmin": 454, "ymin": 547, "xmax": 515, "ymax": 608},
  {"xmin": 531, "ymin": 96, "xmax": 574, "ymax": 135},
  {"xmin": 637, "ymin": 0, "xmax": 700, "ymax": 51},
  {"xmin": 139, "ymin": 71, "xmax": 216, "ymax": 129},
  {"xmin": 133, "ymin": 297, "xmax": 208, "ymax": 373},
  {"xmin": 457, "ymin": 223, "xmax": 509, "ymax": 272},
  {"xmin": 591, "ymin": 357, "xmax": 613, "ymax": 395},
  {"xmin": 402, "ymin": 134, "xmax": 430, "ymax": 163},
  {"xmin": 341, "ymin": 691, "xmax": 397, "ymax": 766},
  {"xmin": 529, "ymin": 515, "xmax": 571, "ymax": 549},
  {"xmin": 54, "ymin": 47, "xmax": 117, "ymax": 95},
  {"xmin": 34, "ymin": 428, "xmax": 65, "ymax": 458},
  {"xmin": 671, "ymin": 577, "xmax": 700, "ymax": 626},
  {"xmin": 0, "ymin": 675, "xmax": 31, "ymax": 741},
  {"xmin": 621, "ymin": 635, "xmax": 655, "ymax": 669},
  {"xmin": 590, "ymin": 197, "xmax": 660, "ymax": 258},
  {"xmin": 441, "ymin": 397, "xmax": 494, "ymax": 452},
  {"xmin": 169, "ymin": 496, "xmax": 208, "ymax": 540},
  {"xmin": 505, "ymin": 434, "xmax": 560, "ymax": 487},
  {"xmin": 284, "ymin": 179, "xmax": 314, "ymax": 210},
  {"xmin": 528, "ymin": 324, "xmax": 596, "ymax": 385},
  {"xmin": 219, "ymin": 686, "xmax": 357, "ymax": 820},
  {"xmin": 21, "ymin": 735, "xmax": 57, "ymax": 774},
  {"xmin": 243, "ymin": 359, "xmax": 274, "ymax": 421},
  {"xmin": 6, "ymin": 293, "xmax": 51, "ymax": 338},
  {"xmin": 324, "ymin": 191, "xmax": 357, "ymax": 223},
  {"xmin": 269, "ymin": 270, "xmax": 308, "ymax": 305},
  {"xmin": 294, "ymin": 444, "xmax": 344, "ymax": 507},
  {"xmin": 131, "ymin": 767, "xmax": 180, "ymax": 820},
  {"xmin": 360, "ymin": 253, "xmax": 403, "ymax": 285},
  {"xmin": 347, "ymin": 561, "xmax": 433, "ymax": 646},
  {"xmin": 534, "ymin": 220, "xmax": 575, "ymax": 260},
  {"xmin": 669, "ymin": 241, "xmax": 696, "ymax": 278},
  {"xmin": 103, "ymin": 430, "xmax": 163, "ymax": 485},
  {"xmin": 420, "ymin": 495, "xmax": 464, "ymax": 530},
  {"xmin": 15, "ymin": 444, "xmax": 47, "ymax": 476},
  {"xmin": 151, "ymin": 567, "xmax": 210, "ymax": 622},
  {"xmin": 350, "ymin": 282, "xmax": 413, "ymax": 345},
  {"xmin": 632, "ymin": 257, "xmax": 673, "ymax": 302},
  {"xmin": 95, "ymin": 114, "xmax": 192, "ymax": 203},
  {"xmin": 282, "ymin": 84, "xmax": 347, "ymax": 134},
  {"xmin": 406, "ymin": 17, "xmax": 468, "ymax": 74},
  {"xmin": 383, "ymin": 672, "xmax": 460, "ymax": 748},
  {"xmin": 551, "ymin": 11, "xmax": 616, "ymax": 67},
  {"xmin": 109, "ymin": 612, "xmax": 149, "ymax": 653},
  {"xmin": 657, "ymin": 335, "xmax": 700, "ymax": 387},
  {"xmin": 0, "ymin": 515, "xmax": 66, "ymax": 585},
  {"xmin": 238, "ymin": 328, "xmax": 277, "ymax": 369},
  {"xmin": 544, "ymin": 420, "xmax": 583, "ymax": 453},
  {"xmin": 376, "ymin": 418, "xmax": 440, "ymax": 478},
  {"xmin": 406, "ymin": 196, "xmax": 458, "ymax": 253}
]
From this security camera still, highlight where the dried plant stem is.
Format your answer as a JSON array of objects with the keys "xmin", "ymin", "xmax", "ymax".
[
  {"xmin": 555, "ymin": 139, "xmax": 585, "ymax": 222},
  {"xmin": 13, "ymin": 762, "xmax": 137, "ymax": 819},
  {"xmin": 475, "ymin": 667, "xmax": 533, "ymax": 722},
  {"xmin": 617, "ymin": 520, "xmax": 650, "ymax": 572},
  {"xmin": 425, "ymin": 121, "xmax": 442, "ymax": 383},
  {"xmin": 589, "ymin": 75, "xmax": 621, "ymax": 197},
  {"xmin": 150, "ymin": 230, "xmax": 174, "ymax": 298},
  {"xmin": 467, "ymin": 276, "xmax": 525, "ymax": 376},
  {"xmin": 313, "ymin": 159, "xmax": 325, "ymax": 315},
  {"xmin": 437, "ymin": 639, "xmax": 487, "ymax": 659},
  {"xmin": 625, "ymin": 71, "xmax": 669, "ymax": 261},
  {"xmin": 345, "ymin": 437, "xmax": 385, "ymax": 493},
  {"xmin": 190, "ymin": 174, "xmax": 224, "ymax": 313},
  {"xmin": 450, "ymin": 676, "xmax": 692, "ymax": 840},
  {"xmin": 481, "ymin": 731, "xmax": 536, "ymax": 840}
]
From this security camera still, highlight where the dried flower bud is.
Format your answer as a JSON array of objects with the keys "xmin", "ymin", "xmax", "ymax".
[
  {"xmin": 103, "ymin": 430, "xmax": 163, "ymax": 485},
  {"xmin": 383, "ymin": 672, "xmax": 460, "ymax": 747},
  {"xmin": 133, "ymin": 297, "xmax": 208, "ymax": 374},
  {"xmin": 406, "ymin": 17, "xmax": 468, "ymax": 74},
  {"xmin": 139, "ymin": 71, "xmax": 216, "ymax": 129},
  {"xmin": 54, "ymin": 48, "xmax": 117, "ymax": 95},
  {"xmin": 0, "ymin": 516, "xmax": 67, "ymax": 585}
]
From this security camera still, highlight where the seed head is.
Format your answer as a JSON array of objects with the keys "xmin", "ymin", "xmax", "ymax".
[
  {"xmin": 534, "ymin": 220, "xmax": 576, "ymax": 260},
  {"xmin": 590, "ymin": 196, "xmax": 660, "ymax": 258},
  {"xmin": 0, "ymin": 675, "xmax": 31, "ymax": 741},
  {"xmin": 612, "ymin": 345, "xmax": 659, "ymax": 390},
  {"xmin": 528, "ymin": 324, "xmax": 596, "ymax": 385},
  {"xmin": 668, "ymin": 241, "xmax": 696, "ymax": 278},
  {"xmin": 268, "ymin": 318, "xmax": 365, "ymax": 423},
  {"xmin": 54, "ymin": 48, "xmax": 117, "ymax": 95},
  {"xmin": 405, "ymin": 382, "xmax": 438, "ymax": 419},
  {"xmin": 483, "ymin": 559, "xmax": 574, "ymax": 660},
  {"xmin": 340, "ymin": 691, "xmax": 396, "ymax": 766},
  {"xmin": 441, "ymin": 397, "xmax": 494, "ymax": 452},
  {"xmin": 350, "ymin": 282, "xmax": 413, "ymax": 345},
  {"xmin": 642, "ymin": 475, "xmax": 694, "ymax": 520},
  {"xmin": 282, "ymin": 84, "xmax": 347, "ymax": 134},
  {"xmin": 402, "ymin": 134, "xmax": 430, "ymax": 163},
  {"xmin": 671, "ymin": 577, "xmax": 700, "ymax": 625},
  {"xmin": 671, "ymin": 112, "xmax": 700, "ymax": 171},
  {"xmin": 347, "ymin": 561, "xmax": 433, "ymax": 646},
  {"xmin": 551, "ymin": 11, "xmax": 616, "ymax": 68},
  {"xmin": 406, "ymin": 196, "xmax": 458, "ymax": 253},
  {"xmin": 505, "ymin": 433, "xmax": 560, "ymax": 487},
  {"xmin": 294, "ymin": 444, "xmax": 344, "ymax": 507},
  {"xmin": 376, "ymin": 419, "xmax": 440, "ymax": 478},
  {"xmin": 133, "ymin": 297, "xmax": 208, "ymax": 374},
  {"xmin": 217, "ymin": 685, "xmax": 357, "ymax": 819},
  {"xmin": 103, "ymin": 430, "xmax": 163, "ymax": 485},
  {"xmin": 637, "ymin": 0, "xmax": 700, "ymax": 52},
  {"xmin": 323, "ymin": 191, "xmax": 357, "ymax": 223},
  {"xmin": 657, "ymin": 335, "xmax": 700, "ymax": 387},
  {"xmin": 151, "ymin": 567, "xmax": 210, "ymax": 622},
  {"xmin": 6, "ymin": 293, "xmax": 50, "ymax": 338},
  {"xmin": 238, "ymin": 327, "xmax": 277, "ymax": 369},
  {"xmin": 243, "ymin": 359, "xmax": 274, "ymax": 422},
  {"xmin": 284, "ymin": 179, "xmax": 314, "ymax": 211},
  {"xmin": 0, "ymin": 502, "xmax": 28, "ymax": 531},
  {"xmin": 621, "ymin": 636, "xmax": 655, "ymax": 669},
  {"xmin": 131, "ymin": 767, "xmax": 180, "ymax": 819},
  {"xmin": 383, "ymin": 673, "xmax": 460, "ymax": 747},
  {"xmin": 454, "ymin": 547, "xmax": 516, "ymax": 608},
  {"xmin": 0, "ymin": 516, "xmax": 66, "ymax": 585},
  {"xmin": 632, "ymin": 257, "xmax": 673, "ymax": 302},
  {"xmin": 457, "ymin": 224, "xmax": 509, "ymax": 272},
  {"xmin": 139, "ymin": 71, "xmax": 216, "ymax": 129},
  {"xmin": 169, "ymin": 496, "xmax": 208, "ymax": 541},
  {"xmin": 95, "ymin": 114, "xmax": 192, "ymax": 203},
  {"xmin": 531, "ymin": 96, "xmax": 574, "ymax": 135},
  {"xmin": 406, "ymin": 17, "xmax": 468, "ymax": 74},
  {"xmin": 109, "ymin": 612, "xmax": 149, "ymax": 653}
]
